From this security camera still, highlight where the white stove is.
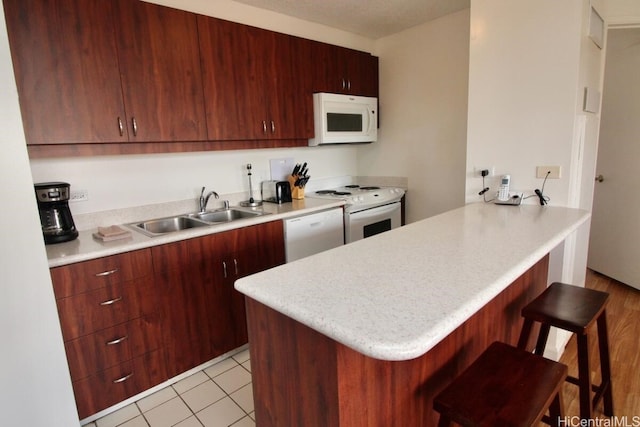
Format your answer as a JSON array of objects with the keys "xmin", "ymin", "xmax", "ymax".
[
  {"xmin": 308, "ymin": 184, "xmax": 405, "ymax": 243},
  {"xmin": 309, "ymin": 185, "xmax": 405, "ymax": 213}
]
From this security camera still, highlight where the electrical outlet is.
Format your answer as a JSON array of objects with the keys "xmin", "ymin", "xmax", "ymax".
[
  {"xmin": 536, "ymin": 166, "xmax": 561, "ymax": 179},
  {"xmin": 70, "ymin": 189, "xmax": 88, "ymax": 202},
  {"xmin": 475, "ymin": 166, "xmax": 495, "ymax": 177}
]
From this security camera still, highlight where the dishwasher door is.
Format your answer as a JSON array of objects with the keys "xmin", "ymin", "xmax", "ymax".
[{"xmin": 284, "ymin": 208, "xmax": 344, "ymax": 263}]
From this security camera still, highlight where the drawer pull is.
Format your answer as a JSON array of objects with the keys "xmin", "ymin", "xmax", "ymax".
[
  {"xmin": 95, "ymin": 268, "xmax": 119, "ymax": 277},
  {"xmin": 106, "ymin": 335, "xmax": 128, "ymax": 346},
  {"xmin": 99, "ymin": 296, "xmax": 123, "ymax": 306},
  {"xmin": 112, "ymin": 372, "xmax": 133, "ymax": 384}
]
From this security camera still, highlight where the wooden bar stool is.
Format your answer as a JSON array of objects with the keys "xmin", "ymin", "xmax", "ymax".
[
  {"xmin": 433, "ymin": 341, "xmax": 567, "ymax": 427},
  {"xmin": 517, "ymin": 282, "xmax": 614, "ymax": 420}
]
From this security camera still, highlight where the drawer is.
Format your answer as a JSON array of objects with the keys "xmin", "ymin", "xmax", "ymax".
[
  {"xmin": 73, "ymin": 348, "xmax": 169, "ymax": 419},
  {"xmin": 51, "ymin": 249, "xmax": 153, "ymax": 298},
  {"xmin": 65, "ymin": 314, "xmax": 163, "ymax": 382},
  {"xmin": 57, "ymin": 276, "xmax": 156, "ymax": 341}
]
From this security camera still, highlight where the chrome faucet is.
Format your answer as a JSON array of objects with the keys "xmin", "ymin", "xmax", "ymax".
[{"xmin": 199, "ymin": 187, "xmax": 219, "ymax": 213}]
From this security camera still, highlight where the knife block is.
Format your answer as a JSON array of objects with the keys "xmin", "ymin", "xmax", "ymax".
[{"xmin": 288, "ymin": 176, "xmax": 305, "ymax": 200}]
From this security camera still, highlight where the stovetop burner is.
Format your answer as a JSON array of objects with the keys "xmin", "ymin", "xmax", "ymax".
[
  {"xmin": 360, "ymin": 186, "xmax": 380, "ymax": 190},
  {"xmin": 333, "ymin": 191, "xmax": 352, "ymax": 195},
  {"xmin": 345, "ymin": 184, "xmax": 360, "ymax": 188}
]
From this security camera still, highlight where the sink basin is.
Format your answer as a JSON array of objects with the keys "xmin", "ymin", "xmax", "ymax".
[
  {"xmin": 131, "ymin": 216, "xmax": 209, "ymax": 236},
  {"xmin": 190, "ymin": 208, "xmax": 263, "ymax": 223},
  {"xmin": 128, "ymin": 208, "xmax": 268, "ymax": 237}
]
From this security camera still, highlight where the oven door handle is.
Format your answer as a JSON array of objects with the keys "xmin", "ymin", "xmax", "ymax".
[{"xmin": 348, "ymin": 201, "xmax": 400, "ymax": 217}]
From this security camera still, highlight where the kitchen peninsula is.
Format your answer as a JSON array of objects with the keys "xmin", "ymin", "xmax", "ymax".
[{"xmin": 235, "ymin": 203, "xmax": 590, "ymax": 426}]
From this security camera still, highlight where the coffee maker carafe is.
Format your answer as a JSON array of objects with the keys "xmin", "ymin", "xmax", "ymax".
[{"xmin": 35, "ymin": 182, "xmax": 78, "ymax": 244}]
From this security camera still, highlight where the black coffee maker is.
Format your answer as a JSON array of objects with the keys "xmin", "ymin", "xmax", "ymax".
[{"xmin": 35, "ymin": 182, "xmax": 79, "ymax": 244}]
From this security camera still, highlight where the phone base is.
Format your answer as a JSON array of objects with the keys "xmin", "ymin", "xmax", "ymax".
[{"xmin": 495, "ymin": 192, "xmax": 523, "ymax": 206}]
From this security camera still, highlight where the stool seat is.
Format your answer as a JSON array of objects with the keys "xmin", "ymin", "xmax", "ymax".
[
  {"xmin": 521, "ymin": 282, "xmax": 609, "ymax": 333},
  {"xmin": 434, "ymin": 341, "xmax": 567, "ymax": 427},
  {"xmin": 518, "ymin": 282, "xmax": 614, "ymax": 420}
]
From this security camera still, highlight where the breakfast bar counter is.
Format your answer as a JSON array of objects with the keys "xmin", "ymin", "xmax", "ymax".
[{"xmin": 235, "ymin": 203, "xmax": 590, "ymax": 426}]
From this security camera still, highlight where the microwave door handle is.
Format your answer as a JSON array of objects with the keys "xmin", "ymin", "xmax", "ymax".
[{"xmin": 367, "ymin": 107, "xmax": 375, "ymax": 134}]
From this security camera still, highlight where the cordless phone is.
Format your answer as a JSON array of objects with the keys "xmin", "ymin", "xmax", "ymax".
[{"xmin": 498, "ymin": 175, "xmax": 510, "ymax": 201}]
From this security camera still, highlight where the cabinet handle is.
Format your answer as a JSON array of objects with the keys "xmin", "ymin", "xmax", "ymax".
[
  {"xmin": 132, "ymin": 117, "xmax": 138, "ymax": 136},
  {"xmin": 112, "ymin": 372, "xmax": 133, "ymax": 384},
  {"xmin": 262, "ymin": 120, "xmax": 267, "ymax": 134},
  {"xmin": 117, "ymin": 117, "xmax": 124, "ymax": 136},
  {"xmin": 341, "ymin": 78, "xmax": 346, "ymax": 90},
  {"xmin": 234, "ymin": 258, "xmax": 238, "ymax": 276},
  {"xmin": 106, "ymin": 335, "xmax": 128, "ymax": 346},
  {"xmin": 270, "ymin": 120, "xmax": 275, "ymax": 133},
  {"xmin": 347, "ymin": 80, "xmax": 351, "ymax": 90},
  {"xmin": 222, "ymin": 261, "xmax": 228, "ymax": 279},
  {"xmin": 95, "ymin": 268, "xmax": 118, "ymax": 277},
  {"xmin": 99, "ymin": 296, "xmax": 123, "ymax": 306}
]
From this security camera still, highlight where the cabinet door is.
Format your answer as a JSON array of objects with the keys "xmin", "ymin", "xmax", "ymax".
[
  {"xmin": 198, "ymin": 16, "xmax": 265, "ymax": 140},
  {"xmin": 198, "ymin": 17, "xmax": 310, "ymax": 140},
  {"xmin": 214, "ymin": 222, "xmax": 286, "ymax": 348},
  {"xmin": 262, "ymin": 31, "xmax": 310, "ymax": 139},
  {"xmin": 3, "ymin": 0, "xmax": 127, "ymax": 144},
  {"xmin": 309, "ymin": 41, "xmax": 379, "ymax": 97},
  {"xmin": 114, "ymin": 0, "xmax": 207, "ymax": 142},
  {"xmin": 152, "ymin": 236, "xmax": 228, "ymax": 377}
]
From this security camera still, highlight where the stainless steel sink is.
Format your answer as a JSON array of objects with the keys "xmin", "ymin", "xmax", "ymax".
[
  {"xmin": 130, "ymin": 216, "xmax": 209, "ymax": 236},
  {"xmin": 128, "ymin": 208, "xmax": 268, "ymax": 237},
  {"xmin": 190, "ymin": 208, "xmax": 263, "ymax": 223}
]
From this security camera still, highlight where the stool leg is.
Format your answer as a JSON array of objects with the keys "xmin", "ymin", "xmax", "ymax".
[
  {"xmin": 597, "ymin": 311, "xmax": 614, "ymax": 416},
  {"xmin": 548, "ymin": 391, "xmax": 565, "ymax": 427},
  {"xmin": 577, "ymin": 334, "xmax": 593, "ymax": 420},
  {"xmin": 534, "ymin": 324, "xmax": 551, "ymax": 356},
  {"xmin": 518, "ymin": 318, "xmax": 534, "ymax": 350}
]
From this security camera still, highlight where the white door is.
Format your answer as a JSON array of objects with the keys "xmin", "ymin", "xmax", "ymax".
[{"xmin": 588, "ymin": 28, "xmax": 640, "ymax": 290}]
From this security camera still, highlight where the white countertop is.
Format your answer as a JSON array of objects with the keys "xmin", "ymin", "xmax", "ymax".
[
  {"xmin": 46, "ymin": 198, "xmax": 344, "ymax": 268},
  {"xmin": 235, "ymin": 203, "xmax": 590, "ymax": 361}
]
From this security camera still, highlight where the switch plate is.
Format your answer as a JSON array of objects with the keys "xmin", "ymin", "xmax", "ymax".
[
  {"xmin": 70, "ymin": 189, "xmax": 89, "ymax": 202},
  {"xmin": 536, "ymin": 166, "xmax": 561, "ymax": 179}
]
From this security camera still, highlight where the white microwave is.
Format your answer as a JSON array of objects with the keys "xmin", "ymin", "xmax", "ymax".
[{"xmin": 309, "ymin": 93, "xmax": 378, "ymax": 146}]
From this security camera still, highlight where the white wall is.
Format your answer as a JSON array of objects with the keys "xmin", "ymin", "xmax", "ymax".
[
  {"xmin": 607, "ymin": 0, "xmax": 640, "ymax": 25},
  {"xmin": 466, "ymin": 0, "xmax": 607, "ymax": 359},
  {"xmin": 0, "ymin": 6, "xmax": 79, "ymax": 426},
  {"xmin": 466, "ymin": 0, "xmax": 582, "ymax": 205},
  {"xmin": 361, "ymin": 10, "xmax": 470, "ymax": 223},
  {"xmin": 31, "ymin": 147, "xmax": 359, "ymax": 215}
]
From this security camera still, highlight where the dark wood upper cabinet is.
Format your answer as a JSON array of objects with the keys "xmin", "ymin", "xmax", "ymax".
[
  {"xmin": 3, "ymin": 0, "xmax": 127, "ymax": 144},
  {"xmin": 4, "ymin": 0, "xmax": 377, "ymax": 155},
  {"xmin": 113, "ymin": 0, "xmax": 207, "ymax": 142},
  {"xmin": 3, "ymin": 0, "xmax": 207, "ymax": 145},
  {"xmin": 197, "ymin": 16, "xmax": 311, "ymax": 140},
  {"xmin": 309, "ymin": 41, "xmax": 379, "ymax": 97}
]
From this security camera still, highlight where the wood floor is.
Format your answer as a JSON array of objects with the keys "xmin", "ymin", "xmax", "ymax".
[{"xmin": 551, "ymin": 269, "xmax": 640, "ymax": 421}]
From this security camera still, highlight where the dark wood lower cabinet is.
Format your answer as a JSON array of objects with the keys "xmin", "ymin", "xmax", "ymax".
[
  {"xmin": 245, "ymin": 255, "xmax": 549, "ymax": 427},
  {"xmin": 153, "ymin": 220, "xmax": 285, "ymax": 381},
  {"xmin": 51, "ymin": 221, "xmax": 285, "ymax": 419},
  {"xmin": 72, "ymin": 349, "xmax": 168, "ymax": 419}
]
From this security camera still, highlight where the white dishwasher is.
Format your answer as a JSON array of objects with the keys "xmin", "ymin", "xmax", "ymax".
[{"xmin": 284, "ymin": 207, "xmax": 344, "ymax": 263}]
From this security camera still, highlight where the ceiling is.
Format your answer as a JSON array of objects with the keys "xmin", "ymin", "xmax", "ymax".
[{"xmin": 231, "ymin": 0, "xmax": 470, "ymax": 39}]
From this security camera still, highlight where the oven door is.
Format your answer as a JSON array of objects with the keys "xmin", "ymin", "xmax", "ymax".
[{"xmin": 345, "ymin": 201, "xmax": 401, "ymax": 243}]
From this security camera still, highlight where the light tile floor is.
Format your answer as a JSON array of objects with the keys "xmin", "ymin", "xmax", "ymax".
[{"xmin": 84, "ymin": 349, "xmax": 254, "ymax": 427}]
